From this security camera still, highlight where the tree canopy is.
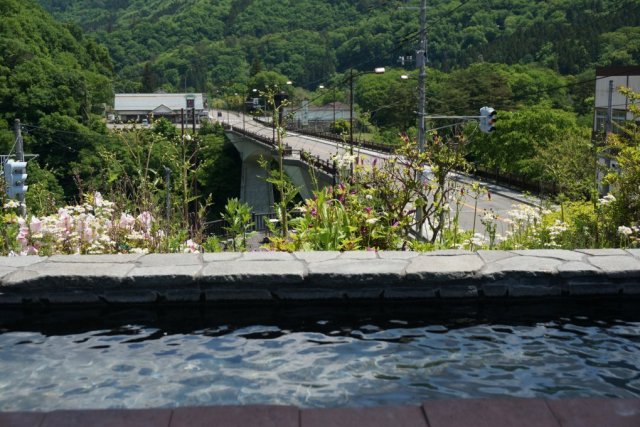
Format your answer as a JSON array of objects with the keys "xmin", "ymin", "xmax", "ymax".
[{"xmin": 36, "ymin": 0, "xmax": 640, "ymax": 92}]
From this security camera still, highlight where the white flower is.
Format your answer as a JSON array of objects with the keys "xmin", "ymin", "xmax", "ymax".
[
  {"xmin": 94, "ymin": 192, "xmax": 104, "ymax": 207},
  {"xmin": 482, "ymin": 210, "xmax": 498, "ymax": 222},
  {"xmin": 130, "ymin": 248, "xmax": 149, "ymax": 254},
  {"xmin": 618, "ymin": 225, "xmax": 633, "ymax": 236},
  {"xmin": 599, "ymin": 194, "xmax": 616, "ymax": 205},
  {"xmin": 3, "ymin": 200, "xmax": 19, "ymax": 209},
  {"xmin": 548, "ymin": 220, "xmax": 568, "ymax": 237}
]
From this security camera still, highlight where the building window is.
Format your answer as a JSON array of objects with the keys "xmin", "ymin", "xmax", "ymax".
[{"xmin": 594, "ymin": 108, "xmax": 627, "ymax": 134}]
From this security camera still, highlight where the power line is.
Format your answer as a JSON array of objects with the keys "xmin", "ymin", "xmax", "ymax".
[
  {"xmin": 511, "ymin": 73, "xmax": 631, "ymax": 104},
  {"xmin": 20, "ymin": 124, "xmax": 115, "ymax": 154}
]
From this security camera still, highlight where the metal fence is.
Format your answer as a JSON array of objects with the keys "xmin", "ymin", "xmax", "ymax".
[
  {"xmin": 469, "ymin": 165, "xmax": 559, "ymax": 196},
  {"xmin": 251, "ymin": 117, "xmax": 396, "ymax": 154}
]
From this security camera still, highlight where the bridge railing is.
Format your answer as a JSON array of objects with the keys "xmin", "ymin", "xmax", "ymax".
[
  {"xmin": 223, "ymin": 123, "xmax": 337, "ymax": 176},
  {"xmin": 252, "ymin": 118, "xmax": 395, "ymax": 154}
]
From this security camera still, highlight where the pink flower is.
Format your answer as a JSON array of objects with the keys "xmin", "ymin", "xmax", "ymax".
[
  {"xmin": 137, "ymin": 211, "xmax": 153, "ymax": 232},
  {"xmin": 119, "ymin": 213, "xmax": 135, "ymax": 230},
  {"xmin": 57, "ymin": 209, "xmax": 72, "ymax": 231},
  {"xmin": 94, "ymin": 192, "xmax": 104, "ymax": 207},
  {"xmin": 29, "ymin": 217, "xmax": 42, "ymax": 234},
  {"xmin": 16, "ymin": 230, "xmax": 28, "ymax": 249}
]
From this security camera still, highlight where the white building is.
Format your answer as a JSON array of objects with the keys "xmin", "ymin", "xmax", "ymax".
[
  {"xmin": 594, "ymin": 66, "xmax": 640, "ymax": 194},
  {"xmin": 593, "ymin": 66, "xmax": 640, "ymax": 134},
  {"xmin": 113, "ymin": 93, "xmax": 208, "ymax": 123}
]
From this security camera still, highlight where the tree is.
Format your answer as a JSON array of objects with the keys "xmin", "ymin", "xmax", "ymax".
[
  {"xmin": 603, "ymin": 87, "xmax": 640, "ymax": 225},
  {"xmin": 466, "ymin": 105, "xmax": 589, "ymax": 192}
]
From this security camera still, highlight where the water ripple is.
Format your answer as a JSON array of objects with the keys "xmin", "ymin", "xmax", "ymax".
[{"xmin": 0, "ymin": 313, "xmax": 639, "ymax": 411}]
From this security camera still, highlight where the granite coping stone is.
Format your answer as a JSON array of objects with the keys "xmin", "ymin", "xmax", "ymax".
[
  {"xmin": 0, "ymin": 266, "xmax": 16, "ymax": 278},
  {"xmin": 482, "ymin": 256, "xmax": 564, "ymax": 277},
  {"xmin": 128, "ymin": 265, "xmax": 203, "ymax": 287},
  {"xmin": 200, "ymin": 260, "xmax": 306, "ymax": 285},
  {"xmin": 576, "ymin": 248, "xmax": 629, "ymax": 256},
  {"xmin": 202, "ymin": 252, "xmax": 243, "ymax": 262},
  {"xmin": 48, "ymin": 254, "xmax": 142, "ymax": 263},
  {"xmin": 476, "ymin": 250, "xmax": 517, "ymax": 263},
  {"xmin": 0, "ymin": 250, "xmax": 640, "ymax": 303},
  {"xmin": 0, "ymin": 256, "xmax": 47, "ymax": 267},
  {"xmin": 407, "ymin": 254, "xmax": 484, "ymax": 279},
  {"xmin": 293, "ymin": 251, "xmax": 341, "ymax": 263},
  {"xmin": 338, "ymin": 250, "xmax": 379, "ymax": 259},
  {"xmin": 587, "ymin": 255, "xmax": 640, "ymax": 278},
  {"xmin": 138, "ymin": 253, "xmax": 202, "ymax": 266},
  {"xmin": 1, "ymin": 262, "xmax": 134, "ymax": 290},
  {"xmin": 511, "ymin": 249, "xmax": 585, "ymax": 261},
  {"xmin": 556, "ymin": 261, "xmax": 602, "ymax": 276},
  {"xmin": 306, "ymin": 258, "xmax": 407, "ymax": 285}
]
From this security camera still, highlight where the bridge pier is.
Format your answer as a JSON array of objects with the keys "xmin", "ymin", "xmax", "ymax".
[
  {"xmin": 225, "ymin": 129, "xmax": 335, "ymax": 212},
  {"xmin": 226, "ymin": 132, "xmax": 274, "ymax": 213}
]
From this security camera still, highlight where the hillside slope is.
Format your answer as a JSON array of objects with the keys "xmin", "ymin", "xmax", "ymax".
[{"xmin": 36, "ymin": 0, "xmax": 640, "ymax": 92}]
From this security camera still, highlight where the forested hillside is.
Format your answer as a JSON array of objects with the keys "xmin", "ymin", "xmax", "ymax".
[
  {"xmin": 0, "ymin": 0, "xmax": 113, "ymax": 126},
  {"xmin": 0, "ymin": 0, "xmax": 115, "ymax": 203},
  {"xmin": 1, "ymin": 0, "xmax": 240, "ymax": 216},
  {"xmin": 37, "ymin": 0, "xmax": 640, "ymax": 92}
]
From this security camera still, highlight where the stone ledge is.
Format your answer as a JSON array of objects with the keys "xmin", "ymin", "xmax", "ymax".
[{"xmin": 0, "ymin": 250, "xmax": 639, "ymax": 304}]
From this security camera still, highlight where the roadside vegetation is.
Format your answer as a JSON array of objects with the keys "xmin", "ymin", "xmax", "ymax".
[
  {"xmin": 2, "ymin": 0, "xmax": 640, "ymax": 254},
  {"xmin": 3, "ymin": 88, "xmax": 639, "ymax": 255}
]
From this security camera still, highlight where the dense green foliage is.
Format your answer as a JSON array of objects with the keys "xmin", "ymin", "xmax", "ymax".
[
  {"xmin": 0, "ymin": 0, "xmax": 113, "ymax": 125},
  {"xmin": 0, "ymin": 0, "xmax": 114, "ymax": 207},
  {"xmin": 3, "ymin": 0, "xmax": 640, "ymax": 255},
  {"xmin": 1, "ymin": 0, "xmax": 240, "ymax": 220},
  {"xmin": 37, "ymin": 0, "xmax": 640, "ymax": 92}
]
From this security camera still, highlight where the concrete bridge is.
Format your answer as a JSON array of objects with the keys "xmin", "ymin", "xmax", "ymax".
[
  {"xmin": 220, "ymin": 111, "xmax": 540, "ymax": 236},
  {"xmin": 224, "ymin": 123, "xmax": 336, "ymax": 213}
]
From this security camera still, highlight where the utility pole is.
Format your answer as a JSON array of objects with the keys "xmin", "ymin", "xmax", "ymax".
[
  {"xmin": 606, "ymin": 80, "xmax": 613, "ymax": 135},
  {"xmin": 414, "ymin": 0, "xmax": 427, "ymax": 236},
  {"xmin": 181, "ymin": 108, "xmax": 185, "ymax": 138},
  {"xmin": 164, "ymin": 166, "xmax": 171, "ymax": 221},
  {"xmin": 416, "ymin": 0, "xmax": 427, "ymax": 152},
  {"xmin": 603, "ymin": 79, "xmax": 614, "ymax": 195},
  {"xmin": 349, "ymin": 68, "xmax": 355, "ymax": 153},
  {"xmin": 13, "ymin": 119, "xmax": 26, "ymax": 217}
]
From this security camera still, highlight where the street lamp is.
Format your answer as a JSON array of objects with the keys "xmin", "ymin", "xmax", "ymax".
[{"xmin": 349, "ymin": 67, "xmax": 385, "ymax": 154}]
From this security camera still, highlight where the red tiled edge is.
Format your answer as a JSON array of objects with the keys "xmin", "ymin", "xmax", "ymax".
[
  {"xmin": 546, "ymin": 398, "xmax": 640, "ymax": 427},
  {"xmin": 423, "ymin": 398, "xmax": 562, "ymax": 427},
  {"xmin": 2, "ymin": 399, "xmax": 640, "ymax": 427},
  {"xmin": 40, "ymin": 409, "xmax": 173, "ymax": 427},
  {"xmin": 170, "ymin": 405, "xmax": 299, "ymax": 427},
  {"xmin": 301, "ymin": 405, "xmax": 428, "ymax": 427},
  {"xmin": 0, "ymin": 411, "xmax": 45, "ymax": 427}
]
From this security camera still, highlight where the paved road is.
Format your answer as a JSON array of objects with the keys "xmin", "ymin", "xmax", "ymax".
[{"xmin": 219, "ymin": 110, "xmax": 540, "ymax": 242}]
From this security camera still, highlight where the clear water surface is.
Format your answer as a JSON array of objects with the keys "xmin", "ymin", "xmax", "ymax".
[{"xmin": 0, "ymin": 300, "xmax": 639, "ymax": 411}]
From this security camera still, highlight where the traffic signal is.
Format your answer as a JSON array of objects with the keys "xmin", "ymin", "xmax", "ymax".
[
  {"xmin": 3, "ymin": 159, "xmax": 28, "ymax": 199},
  {"xmin": 479, "ymin": 106, "xmax": 496, "ymax": 133}
]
